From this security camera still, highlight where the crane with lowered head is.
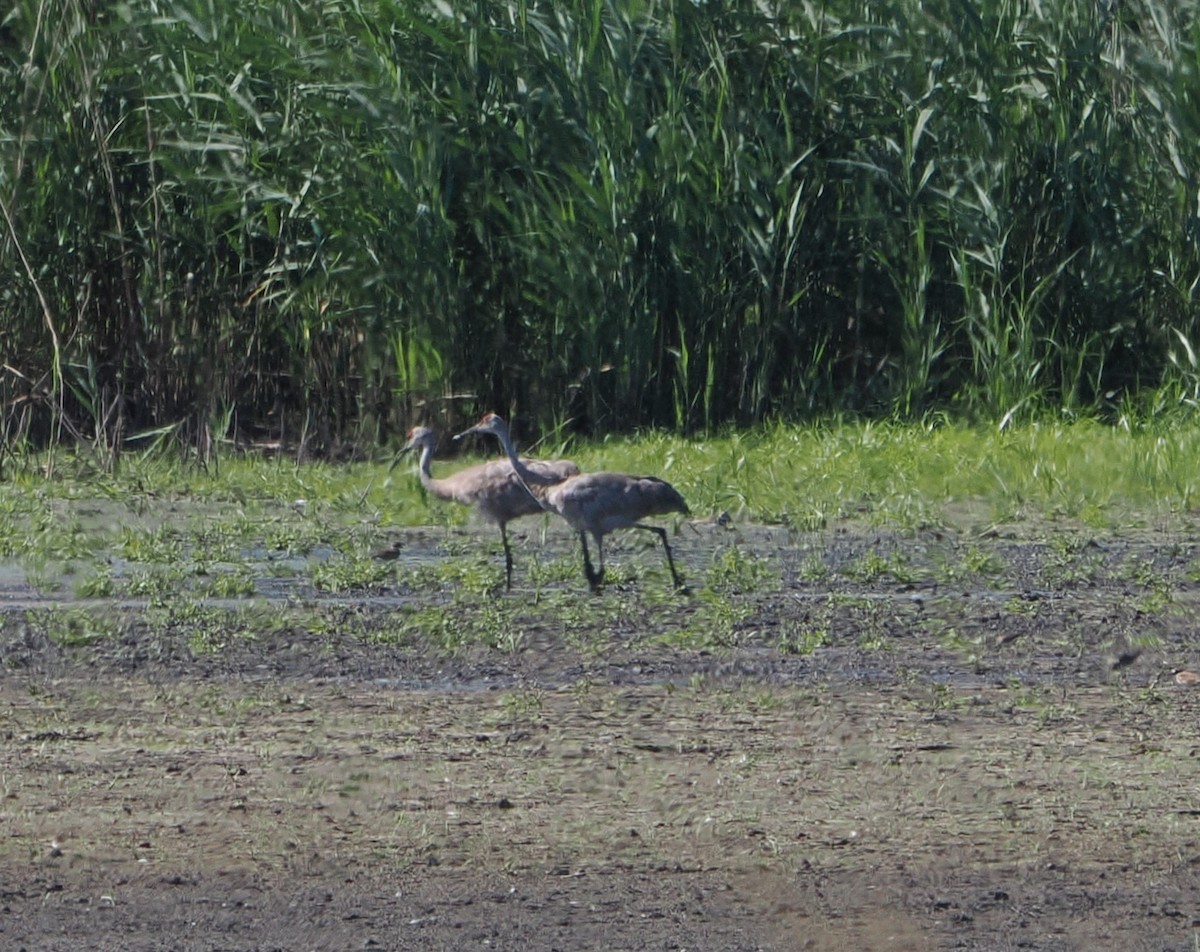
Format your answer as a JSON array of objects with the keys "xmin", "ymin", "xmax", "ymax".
[
  {"xmin": 396, "ymin": 425, "xmax": 579, "ymax": 589},
  {"xmin": 455, "ymin": 413, "xmax": 689, "ymax": 592}
]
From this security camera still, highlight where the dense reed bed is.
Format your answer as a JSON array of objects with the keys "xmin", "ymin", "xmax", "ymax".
[{"xmin": 2, "ymin": 0, "xmax": 1199, "ymax": 459}]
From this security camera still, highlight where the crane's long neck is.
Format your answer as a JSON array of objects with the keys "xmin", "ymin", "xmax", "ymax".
[
  {"xmin": 415, "ymin": 443, "xmax": 454, "ymax": 501},
  {"xmin": 492, "ymin": 425, "xmax": 524, "ymax": 473},
  {"xmin": 492, "ymin": 425, "xmax": 550, "ymax": 508}
]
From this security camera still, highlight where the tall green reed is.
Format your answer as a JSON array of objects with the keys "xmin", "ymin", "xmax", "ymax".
[{"xmin": 1, "ymin": 0, "xmax": 1198, "ymax": 457}]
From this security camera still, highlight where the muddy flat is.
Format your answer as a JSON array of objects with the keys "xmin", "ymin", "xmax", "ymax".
[{"xmin": 2, "ymin": 515, "xmax": 1200, "ymax": 950}]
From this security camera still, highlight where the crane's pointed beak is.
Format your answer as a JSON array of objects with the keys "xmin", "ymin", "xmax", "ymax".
[
  {"xmin": 452, "ymin": 426, "xmax": 477, "ymax": 442},
  {"xmin": 388, "ymin": 443, "xmax": 415, "ymax": 472}
]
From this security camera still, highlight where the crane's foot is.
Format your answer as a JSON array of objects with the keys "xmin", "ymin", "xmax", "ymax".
[
  {"xmin": 503, "ymin": 542, "xmax": 515, "ymax": 592},
  {"xmin": 669, "ymin": 565, "xmax": 689, "ymax": 595}
]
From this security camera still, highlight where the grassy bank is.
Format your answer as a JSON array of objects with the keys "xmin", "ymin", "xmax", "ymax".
[
  {"xmin": 5, "ymin": 417, "xmax": 1200, "ymax": 534},
  {"xmin": 0, "ymin": 417, "xmax": 1195, "ymax": 662}
]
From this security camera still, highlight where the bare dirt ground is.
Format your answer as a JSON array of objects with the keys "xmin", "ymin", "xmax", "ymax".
[{"xmin": 3, "ymin": 519, "xmax": 1200, "ymax": 951}]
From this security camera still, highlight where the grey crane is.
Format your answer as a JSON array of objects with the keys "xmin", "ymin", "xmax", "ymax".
[
  {"xmin": 455, "ymin": 413, "xmax": 689, "ymax": 592},
  {"xmin": 397, "ymin": 425, "xmax": 579, "ymax": 589}
]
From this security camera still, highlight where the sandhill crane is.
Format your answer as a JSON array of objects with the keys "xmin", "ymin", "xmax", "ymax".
[
  {"xmin": 455, "ymin": 413, "xmax": 690, "ymax": 592},
  {"xmin": 396, "ymin": 425, "xmax": 579, "ymax": 589}
]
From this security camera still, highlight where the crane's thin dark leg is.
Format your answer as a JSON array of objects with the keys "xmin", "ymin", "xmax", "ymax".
[
  {"xmin": 500, "ymin": 523, "xmax": 514, "ymax": 591},
  {"xmin": 595, "ymin": 534, "xmax": 607, "ymax": 587},
  {"xmin": 635, "ymin": 523, "xmax": 686, "ymax": 592},
  {"xmin": 579, "ymin": 531, "xmax": 603, "ymax": 591}
]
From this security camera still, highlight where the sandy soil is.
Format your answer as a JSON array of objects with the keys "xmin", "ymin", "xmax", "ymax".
[{"xmin": 3, "ymin": 520, "xmax": 1200, "ymax": 951}]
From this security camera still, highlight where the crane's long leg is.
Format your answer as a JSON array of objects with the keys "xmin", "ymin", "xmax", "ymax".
[
  {"xmin": 579, "ymin": 531, "xmax": 603, "ymax": 592},
  {"xmin": 500, "ymin": 523, "xmax": 514, "ymax": 591},
  {"xmin": 595, "ymin": 533, "xmax": 607, "ymax": 585},
  {"xmin": 634, "ymin": 523, "xmax": 686, "ymax": 591}
]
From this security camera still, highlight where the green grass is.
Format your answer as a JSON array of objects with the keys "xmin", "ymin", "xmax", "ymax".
[
  {"xmin": 8, "ymin": 405, "xmax": 1191, "ymax": 673},
  {"xmin": 705, "ymin": 545, "xmax": 781, "ymax": 595},
  {"xmin": 1, "ymin": 416, "xmax": 1199, "ymax": 649},
  {"xmin": 5, "ymin": 418, "xmax": 1200, "ymax": 539},
  {"xmin": 32, "ymin": 608, "xmax": 123, "ymax": 647},
  {"xmin": 394, "ymin": 597, "xmax": 526, "ymax": 654},
  {"xmin": 311, "ymin": 554, "xmax": 394, "ymax": 594},
  {"xmin": 568, "ymin": 417, "xmax": 1200, "ymax": 531}
]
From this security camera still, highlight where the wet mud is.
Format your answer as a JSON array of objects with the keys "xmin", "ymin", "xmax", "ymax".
[{"xmin": 2, "ymin": 517, "xmax": 1200, "ymax": 950}]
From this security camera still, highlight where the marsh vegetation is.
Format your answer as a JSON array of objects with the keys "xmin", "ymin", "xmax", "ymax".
[
  {"xmin": 4, "ymin": 0, "xmax": 1200, "ymax": 460},
  {"xmin": 6, "ymin": 0, "xmax": 1200, "ymax": 947}
]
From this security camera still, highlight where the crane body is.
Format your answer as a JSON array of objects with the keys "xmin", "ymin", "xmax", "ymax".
[
  {"xmin": 398, "ymin": 425, "xmax": 579, "ymax": 589},
  {"xmin": 456, "ymin": 414, "xmax": 689, "ymax": 592}
]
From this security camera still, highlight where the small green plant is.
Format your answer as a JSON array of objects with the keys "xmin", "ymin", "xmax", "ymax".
[
  {"xmin": 1133, "ymin": 589, "xmax": 1175, "ymax": 616},
  {"xmin": 75, "ymin": 569, "xmax": 116, "ymax": 598},
  {"xmin": 777, "ymin": 619, "xmax": 830, "ymax": 656},
  {"xmin": 499, "ymin": 689, "xmax": 545, "ymax": 722},
  {"xmin": 365, "ymin": 624, "xmax": 412, "ymax": 647},
  {"xmin": 795, "ymin": 554, "xmax": 830, "ymax": 582},
  {"xmin": 20, "ymin": 509, "xmax": 102, "ymax": 563},
  {"xmin": 120, "ymin": 525, "xmax": 184, "ymax": 564},
  {"xmin": 666, "ymin": 591, "xmax": 751, "ymax": 650},
  {"xmin": 191, "ymin": 523, "xmax": 246, "ymax": 563},
  {"xmin": 844, "ymin": 550, "xmax": 917, "ymax": 584},
  {"xmin": 312, "ymin": 555, "xmax": 394, "ymax": 593},
  {"xmin": 527, "ymin": 556, "xmax": 584, "ymax": 589},
  {"xmin": 172, "ymin": 600, "xmax": 250, "ymax": 655},
  {"xmin": 940, "ymin": 545, "xmax": 1005, "ymax": 582},
  {"xmin": 200, "ymin": 570, "xmax": 257, "ymax": 599},
  {"xmin": 1003, "ymin": 595, "xmax": 1040, "ymax": 616},
  {"xmin": 850, "ymin": 599, "xmax": 893, "ymax": 651},
  {"xmin": 410, "ymin": 605, "xmax": 453, "ymax": 647},
  {"xmin": 399, "ymin": 554, "xmax": 502, "ymax": 597},
  {"xmin": 24, "ymin": 568, "xmax": 64, "ymax": 594},
  {"xmin": 473, "ymin": 601, "xmax": 525, "ymax": 653},
  {"xmin": 33, "ymin": 609, "xmax": 120, "ymax": 647},
  {"xmin": 757, "ymin": 507, "xmax": 826, "ymax": 532},
  {"xmin": 705, "ymin": 545, "xmax": 779, "ymax": 594},
  {"xmin": 125, "ymin": 567, "xmax": 187, "ymax": 602},
  {"xmin": 264, "ymin": 521, "xmax": 323, "ymax": 556}
]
